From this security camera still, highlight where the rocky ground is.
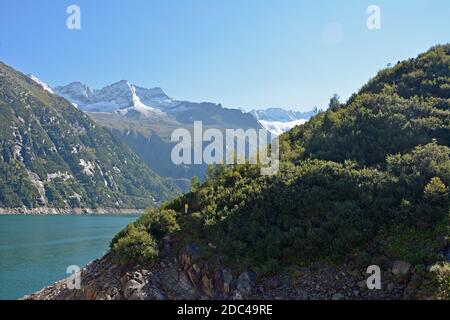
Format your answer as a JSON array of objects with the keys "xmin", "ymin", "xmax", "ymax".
[{"xmin": 24, "ymin": 241, "xmax": 446, "ymax": 300}]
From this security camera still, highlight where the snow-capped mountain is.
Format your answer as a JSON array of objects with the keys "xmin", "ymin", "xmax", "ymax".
[
  {"xmin": 54, "ymin": 79, "xmax": 312, "ymax": 135},
  {"xmin": 251, "ymin": 107, "xmax": 314, "ymax": 135},
  {"xmin": 53, "ymin": 81, "xmax": 94, "ymax": 107},
  {"xmin": 251, "ymin": 107, "xmax": 315, "ymax": 122},
  {"xmin": 54, "ymin": 80, "xmax": 165, "ymax": 116},
  {"xmin": 258, "ymin": 119, "xmax": 308, "ymax": 136},
  {"xmin": 134, "ymin": 85, "xmax": 174, "ymax": 108}
]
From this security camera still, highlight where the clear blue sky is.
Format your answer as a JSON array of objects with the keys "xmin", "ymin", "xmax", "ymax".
[{"xmin": 0, "ymin": 0, "xmax": 449, "ymax": 111}]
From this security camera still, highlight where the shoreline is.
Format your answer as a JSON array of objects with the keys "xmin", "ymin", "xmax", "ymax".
[{"xmin": 0, "ymin": 207, "xmax": 145, "ymax": 215}]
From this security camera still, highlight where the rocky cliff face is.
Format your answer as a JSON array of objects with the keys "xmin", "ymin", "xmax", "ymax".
[{"xmin": 25, "ymin": 240, "xmax": 442, "ymax": 300}]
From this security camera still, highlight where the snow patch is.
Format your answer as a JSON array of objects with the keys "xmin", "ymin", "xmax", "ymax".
[
  {"xmin": 259, "ymin": 119, "xmax": 308, "ymax": 136},
  {"xmin": 251, "ymin": 108, "xmax": 315, "ymax": 122},
  {"xmin": 28, "ymin": 74, "xmax": 54, "ymax": 94}
]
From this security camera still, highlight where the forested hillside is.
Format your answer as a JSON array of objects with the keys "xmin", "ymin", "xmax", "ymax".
[{"xmin": 111, "ymin": 45, "xmax": 450, "ymax": 299}]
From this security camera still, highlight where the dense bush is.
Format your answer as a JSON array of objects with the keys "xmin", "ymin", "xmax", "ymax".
[
  {"xmin": 163, "ymin": 144, "xmax": 449, "ymax": 271},
  {"xmin": 111, "ymin": 225, "xmax": 159, "ymax": 265},
  {"xmin": 110, "ymin": 208, "xmax": 180, "ymax": 264},
  {"xmin": 424, "ymin": 177, "xmax": 449, "ymax": 206},
  {"xmin": 376, "ymin": 218, "xmax": 448, "ymax": 265},
  {"xmin": 134, "ymin": 208, "xmax": 180, "ymax": 240},
  {"xmin": 408, "ymin": 262, "xmax": 450, "ymax": 300}
]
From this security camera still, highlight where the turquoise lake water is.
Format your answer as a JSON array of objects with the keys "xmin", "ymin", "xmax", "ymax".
[{"xmin": 0, "ymin": 214, "xmax": 138, "ymax": 300}]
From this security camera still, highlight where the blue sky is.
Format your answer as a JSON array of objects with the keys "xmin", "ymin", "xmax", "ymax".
[{"xmin": 0, "ymin": 0, "xmax": 449, "ymax": 111}]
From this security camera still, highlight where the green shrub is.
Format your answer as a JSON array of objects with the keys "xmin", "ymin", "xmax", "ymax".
[
  {"xmin": 110, "ymin": 208, "xmax": 180, "ymax": 265},
  {"xmin": 424, "ymin": 177, "xmax": 449, "ymax": 205},
  {"xmin": 135, "ymin": 208, "xmax": 180, "ymax": 240},
  {"xmin": 111, "ymin": 225, "xmax": 159, "ymax": 265},
  {"xmin": 408, "ymin": 262, "xmax": 450, "ymax": 300},
  {"xmin": 377, "ymin": 218, "xmax": 448, "ymax": 264},
  {"xmin": 430, "ymin": 263, "xmax": 450, "ymax": 300}
]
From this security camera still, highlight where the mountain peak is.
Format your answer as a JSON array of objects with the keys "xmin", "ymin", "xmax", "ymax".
[
  {"xmin": 53, "ymin": 79, "xmax": 173, "ymax": 113},
  {"xmin": 106, "ymin": 80, "xmax": 132, "ymax": 91},
  {"xmin": 53, "ymin": 81, "xmax": 94, "ymax": 107}
]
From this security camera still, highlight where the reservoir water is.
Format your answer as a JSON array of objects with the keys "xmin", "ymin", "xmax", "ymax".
[{"xmin": 0, "ymin": 214, "xmax": 138, "ymax": 300}]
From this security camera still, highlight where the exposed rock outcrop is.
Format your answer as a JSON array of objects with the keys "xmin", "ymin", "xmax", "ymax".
[{"xmin": 24, "ymin": 243, "xmax": 433, "ymax": 301}]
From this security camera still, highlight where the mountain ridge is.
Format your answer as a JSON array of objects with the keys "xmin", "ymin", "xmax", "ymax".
[
  {"xmin": 0, "ymin": 61, "xmax": 179, "ymax": 209},
  {"xmin": 250, "ymin": 107, "xmax": 315, "ymax": 122}
]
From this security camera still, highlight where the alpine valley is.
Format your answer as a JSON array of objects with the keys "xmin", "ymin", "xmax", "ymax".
[
  {"xmin": 0, "ymin": 61, "xmax": 313, "ymax": 210},
  {"xmin": 51, "ymin": 79, "xmax": 313, "ymax": 191},
  {"xmin": 53, "ymin": 80, "xmax": 263, "ymax": 191}
]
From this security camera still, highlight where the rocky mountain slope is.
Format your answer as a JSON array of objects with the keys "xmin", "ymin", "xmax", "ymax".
[
  {"xmin": 0, "ymin": 62, "xmax": 178, "ymax": 210},
  {"xmin": 25, "ymin": 243, "xmax": 419, "ymax": 300}
]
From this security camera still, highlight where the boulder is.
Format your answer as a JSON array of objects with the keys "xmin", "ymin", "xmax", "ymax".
[
  {"xmin": 236, "ymin": 272, "xmax": 254, "ymax": 297},
  {"xmin": 123, "ymin": 279, "xmax": 146, "ymax": 300},
  {"xmin": 391, "ymin": 261, "xmax": 411, "ymax": 277},
  {"xmin": 331, "ymin": 293, "xmax": 345, "ymax": 300},
  {"xmin": 215, "ymin": 267, "xmax": 234, "ymax": 296}
]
